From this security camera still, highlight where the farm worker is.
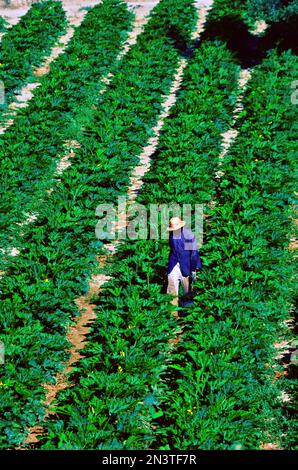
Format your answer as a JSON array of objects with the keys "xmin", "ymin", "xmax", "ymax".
[{"xmin": 167, "ymin": 217, "xmax": 202, "ymax": 308}]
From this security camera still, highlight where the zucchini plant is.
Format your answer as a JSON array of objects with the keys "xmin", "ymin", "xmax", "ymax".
[{"xmin": 0, "ymin": 0, "xmax": 134, "ymax": 256}]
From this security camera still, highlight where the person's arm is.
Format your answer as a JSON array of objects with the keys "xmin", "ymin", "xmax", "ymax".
[{"xmin": 184, "ymin": 230, "xmax": 202, "ymax": 276}]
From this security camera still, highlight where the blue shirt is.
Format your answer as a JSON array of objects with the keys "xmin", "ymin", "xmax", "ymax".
[{"xmin": 168, "ymin": 228, "xmax": 202, "ymax": 277}]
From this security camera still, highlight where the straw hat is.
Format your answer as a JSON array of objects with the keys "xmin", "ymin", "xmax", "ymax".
[{"xmin": 167, "ymin": 217, "xmax": 186, "ymax": 231}]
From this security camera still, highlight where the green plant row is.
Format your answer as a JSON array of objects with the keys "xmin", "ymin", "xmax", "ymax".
[
  {"xmin": 0, "ymin": 0, "xmax": 198, "ymax": 449},
  {"xmin": 246, "ymin": 0, "xmax": 298, "ymax": 22},
  {"xmin": 150, "ymin": 49, "xmax": 297, "ymax": 449},
  {"xmin": 138, "ymin": 41, "xmax": 240, "ymax": 204},
  {"xmin": 0, "ymin": 0, "xmax": 134, "ymax": 258},
  {"xmin": 204, "ymin": 0, "xmax": 263, "ymax": 31},
  {"xmin": 205, "ymin": 0, "xmax": 298, "ymax": 59},
  {"xmin": 0, "ymin": 0, "xmax": 134, "ymax": 448},
  {"xmin": 0, "ymin": 1, "xmax": 67, "ymax": 110},
  {"xmin": 0, "ymin": 16, "xmax": 7, "ymax": 32},
  {"xmin": 35, "ymin": 40, "xmax": 297, "ymax": 451},
  {"xmin": 34, "ymin": 40, "xmax": 240, "ymax": 450}
]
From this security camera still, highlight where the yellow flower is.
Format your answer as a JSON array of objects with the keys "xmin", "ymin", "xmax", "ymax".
[
  {"xmin": 187, "ymin": 409, "xmax": 193, "ymax": 414},
  {"xmin": 44, "ymin": 278, "xmax": 49, "ymax": 283},
  {"xmin": 120, "ymin": 351, "xmax": 125, "ymax": 357},
  {"xmin": 118, "ymin": 366, "xmax": 123, "ymax": 373}
]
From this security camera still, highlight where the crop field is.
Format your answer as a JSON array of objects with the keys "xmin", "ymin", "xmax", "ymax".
[{"xmin": 0, "ymin": 0, "xmax": 297, "ymax": 452}]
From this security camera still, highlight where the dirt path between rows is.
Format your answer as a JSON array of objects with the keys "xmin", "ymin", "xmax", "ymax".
[{"xmin": 23, "ymin": 0, "xmax": 157, "ymax": 447}]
